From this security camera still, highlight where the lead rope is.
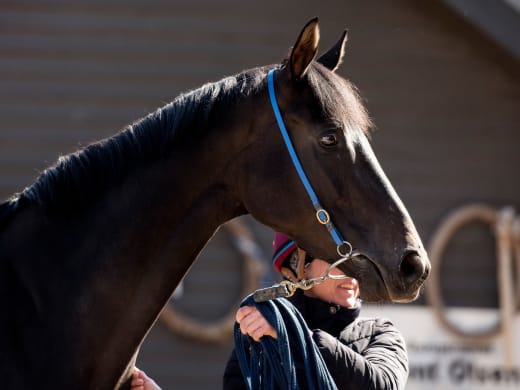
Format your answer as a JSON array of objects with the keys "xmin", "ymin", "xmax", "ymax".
[
  {"xmin": 234, "ymin": 295, "xmax": 337, "ymax": 390},
  {"xmin": 234, "ymin": 255, "xmax": 360, "ymax": 388}
]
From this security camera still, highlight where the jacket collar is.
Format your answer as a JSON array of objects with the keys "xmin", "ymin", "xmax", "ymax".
[{"xmin": 289, "ymin": 290, "xmax": 361, "ymax": 336}]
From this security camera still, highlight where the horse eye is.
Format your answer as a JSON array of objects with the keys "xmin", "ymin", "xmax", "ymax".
[{"xmin": 319, "ymin": 132, "xmax": 338, "ymax": 148}]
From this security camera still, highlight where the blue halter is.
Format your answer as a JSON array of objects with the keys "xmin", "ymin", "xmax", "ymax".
[{"xmin": 267, "ymin": 68, "xmax": 350, "ymax": 257}]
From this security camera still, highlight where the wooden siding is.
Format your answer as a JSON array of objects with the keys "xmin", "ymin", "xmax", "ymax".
[{"xmin": 1, "ymin": 0, "xmax": 519, "ymax": 388}]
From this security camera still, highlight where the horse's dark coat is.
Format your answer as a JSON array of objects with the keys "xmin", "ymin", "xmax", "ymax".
[{"xmin": 0, "ymin": 19, "xmax": 429, "ymax": 389}]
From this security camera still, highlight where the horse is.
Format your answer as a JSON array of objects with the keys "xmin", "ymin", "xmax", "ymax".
[{"xmin": 0, "ymin": 18, "xmax": 429, "ymax": 389}]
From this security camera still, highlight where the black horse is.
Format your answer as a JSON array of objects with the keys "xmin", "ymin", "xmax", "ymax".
[{"xmin": 0, "ymin": 19, "xmax": 429, "ymax": 389}]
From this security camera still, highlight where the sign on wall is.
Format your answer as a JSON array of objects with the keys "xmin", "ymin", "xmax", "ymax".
[
  {"xmin": 362, "ymin": 305, "xmax": 520, "ymax": 389},
  {"xmin": 363, "ymin": 204, "xmax": 520, "ymax": 389}
]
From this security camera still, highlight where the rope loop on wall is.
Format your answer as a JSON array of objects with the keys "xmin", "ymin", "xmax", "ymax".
[{"xmin": 426, "ymin": 204, "xmax": 520, "ymax": 366}]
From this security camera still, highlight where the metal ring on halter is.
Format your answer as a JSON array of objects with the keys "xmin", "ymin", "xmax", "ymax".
[{"xmin": 336, "ymin": 241, "xmax": 353, "ymax": 258}]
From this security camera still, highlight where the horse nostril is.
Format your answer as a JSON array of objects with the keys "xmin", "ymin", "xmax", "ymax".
[{"xmin": 399, "ymin": 252, "xmax": 427, "ymax": 287}]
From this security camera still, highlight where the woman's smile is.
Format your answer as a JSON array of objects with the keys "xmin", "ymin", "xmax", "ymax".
[{"xmin": 303, "ymin": 257, "xmax": 360, "ymax": 307}]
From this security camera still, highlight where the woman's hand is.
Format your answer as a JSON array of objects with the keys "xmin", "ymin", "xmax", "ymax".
[
  {"xmin": 131, "ymin": 367, "xmax": 161, "ymax": 390},
  {"xmin": 236, "ymin": 305, "xmax": 277, "ymax": 342}
]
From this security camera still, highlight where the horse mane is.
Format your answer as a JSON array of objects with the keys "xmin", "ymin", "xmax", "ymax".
[
  {"xmin": 0, "ymin": 199, "xmax": 21, "ymax": 231},
  {"xmin": 4, "ymin": 69, "xmax": 265, "ymax": 217},
  {"xmin": 1, "ymin": 63, "xmax": 370, "ymax": 223}
]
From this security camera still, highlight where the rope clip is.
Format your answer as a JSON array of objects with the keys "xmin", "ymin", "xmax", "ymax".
[{"xmin": 253, "ymin": 251, "xmax": 363, "ymax": 302}]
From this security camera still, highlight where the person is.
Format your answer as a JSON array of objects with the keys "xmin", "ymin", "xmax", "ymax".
[
  {"xmin": 132, "ymin": 232, "xmax": 408, "ymax": 389},
  {"xmin": 222, "ymin": 232, "xmax": 409, "ymax": 389},
  {"xmin": 130, "ymin": 367, "xmax": 161, "ymax": 390}
]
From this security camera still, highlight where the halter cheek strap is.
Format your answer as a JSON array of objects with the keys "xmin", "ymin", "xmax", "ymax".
[{"xmin": 267, "ymin": 68, "xmax": 350, "ymax": 257}]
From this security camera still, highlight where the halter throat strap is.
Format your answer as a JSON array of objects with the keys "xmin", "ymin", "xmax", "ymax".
[{"xmin": 267, "ymin": 68, "xmax": 349, "ymax": 256}]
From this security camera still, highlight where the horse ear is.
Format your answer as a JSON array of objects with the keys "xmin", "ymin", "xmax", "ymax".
[
  {"xmin": 289, "ymin": 17, "xmax": 320, "ymax": 80},
  {"xmin": 317, "ymin": 30, "xmax": 348, "ymax": 72}
]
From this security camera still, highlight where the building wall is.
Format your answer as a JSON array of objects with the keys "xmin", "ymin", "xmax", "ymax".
[{"xmin": 1, "ymin": 0, "xmax": 519, "ymax": 388}]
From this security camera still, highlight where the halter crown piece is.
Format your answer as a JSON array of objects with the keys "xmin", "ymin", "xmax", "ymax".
[{"xmin": 267, "ymin": 68, "xmax": 351, "ymax": 258}]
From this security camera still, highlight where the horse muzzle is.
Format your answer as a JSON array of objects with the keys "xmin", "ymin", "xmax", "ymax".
[{"xmin": 340, "ymin": 248, "xmax": 430, "ymax": 303}]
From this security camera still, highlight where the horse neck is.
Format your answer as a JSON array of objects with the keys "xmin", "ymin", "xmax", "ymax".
[
  {"xmin": 75, "ymin": 134, "xmax": 245, "ymax": 385},
  {"xmin": 1, "ymin": 119, "xmax": 247, "ymax": 388}
]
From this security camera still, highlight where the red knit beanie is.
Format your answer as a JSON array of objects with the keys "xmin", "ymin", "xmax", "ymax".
[{"xmin": 272, "ymin": 232, "xmax": 297, "ymax": 272}]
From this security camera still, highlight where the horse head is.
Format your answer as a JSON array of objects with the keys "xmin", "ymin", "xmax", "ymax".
[{"xmin": 239, "ymin": 18, "xmax": 430, "ymax": 303}]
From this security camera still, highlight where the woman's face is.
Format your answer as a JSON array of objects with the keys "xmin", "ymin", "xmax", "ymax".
[{"xmin": 303, "ymin": 257, "xmax": 359, "ymax": 308}]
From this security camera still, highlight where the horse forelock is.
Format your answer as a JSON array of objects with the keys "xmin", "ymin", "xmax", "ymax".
[
  {"xmin": 18, "ymin": 68, "xmax": 264, "ymax": 214},
  {"xmin": 307, "ymin": 63, "xmax": 373, "ymax": 138}
]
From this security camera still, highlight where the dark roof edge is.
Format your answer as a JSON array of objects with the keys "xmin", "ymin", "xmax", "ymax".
[{"xmin": 440, "ymin": 0, "xmax": 520, "ymax": 59}]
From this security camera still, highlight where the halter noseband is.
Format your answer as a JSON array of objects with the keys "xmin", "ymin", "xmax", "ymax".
[{"xmin": 267, "ymin": 68, "xmax": 351, "ymax": 257}]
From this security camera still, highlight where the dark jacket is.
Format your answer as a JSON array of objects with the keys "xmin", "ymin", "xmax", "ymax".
[{"xmin": 223, "ymin": 291, "xmax": 408, "ymax": 390}]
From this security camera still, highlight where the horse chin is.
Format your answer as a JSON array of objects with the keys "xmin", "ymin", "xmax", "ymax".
[{"xmin": 389, "ymin": 290, "xmax": 422, "ymax": 304}]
